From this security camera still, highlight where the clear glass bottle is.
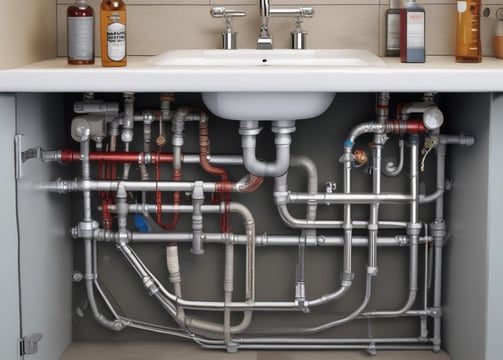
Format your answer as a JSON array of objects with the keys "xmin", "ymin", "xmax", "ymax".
[
  {"xmin": 100, "ymin": 0, "xmax": 127, "ymax": 67},
  {"xmin": 67, "ymin": 0, "xmax": 95, "ymax": 65},
  {"xmin": 455, "ymin": 0, "xmax": 481, "ymax": 63}
]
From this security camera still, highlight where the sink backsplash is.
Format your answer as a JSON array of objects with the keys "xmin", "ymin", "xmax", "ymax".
[{"xmin": 57, "ymin": 0, "xmax": 503, "ymax": 58}]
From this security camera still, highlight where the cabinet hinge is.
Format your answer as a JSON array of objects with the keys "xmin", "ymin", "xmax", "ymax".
[{"xmin": 18, "ymin": 333, "xmax": 42, "ymax": 358}]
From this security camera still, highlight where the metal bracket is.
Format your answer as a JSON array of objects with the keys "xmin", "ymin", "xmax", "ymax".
[
  {"xmin": 14, "ymin": 134, "xmax": 24, "ymax": 179},
  {"xmin": 15, "ymin": 134, "xmax": 46, "ymax": 180},
  {"xmin": 19, "ymin": 333, "xmax": 43, "ymax": 358}
]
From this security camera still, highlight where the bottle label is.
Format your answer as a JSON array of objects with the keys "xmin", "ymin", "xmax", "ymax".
[
  {"xmin": 107, "ymin": 21, "xmax": 126, "ymax": 61},
  {"xmin": 387, "ymin": 13, "xmax": 400, "ymax": 50},
  {"xmin": 406, "ymin": 12, "xmax": 425, "ymax": 49},
  {"xmin": 457, "ymin": 1, "xmax": 467, "ymax": 13},
  {"xmin": 68, "ymin": 17, "xmax": 94, "ymax": 60}
]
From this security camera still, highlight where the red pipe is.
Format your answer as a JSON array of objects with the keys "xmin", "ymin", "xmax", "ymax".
[
  {"xmin": 199, "ymin": 119, "xmax": 232, "ymax": 232},
  {"xmin": 388, "ymin": 119, "xmax": 426, "ymax": 135},
  {"xmin": 60, "ymin": 149, "xmax": 174, "ymax": 164}
]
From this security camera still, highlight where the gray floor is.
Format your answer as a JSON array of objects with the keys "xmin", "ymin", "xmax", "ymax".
[{"xmin": 60, "ymin": 342, "xmax": 451, "ymax": 360}]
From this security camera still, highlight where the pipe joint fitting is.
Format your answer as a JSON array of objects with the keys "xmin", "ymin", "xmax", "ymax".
[
  {"xmin": 84, "ymin": 273, "xmax": 96, "ymax": 281},
  {"xmin": 295, "ymin": 281, "xmax": 306, "ymax": 300},
  {"xmin": 339, "ymin": 150, "xmax": 353, "ymax": 164},
  {"xmin": 171, "ymin": 135, "xmax": 184, "ymax": 147},
  {"xmin": 239, "ymin": 126, "xmax": 262, "ymax": 137},
  {"xmin": 142, "ymin": 110, "xmax": 154, "ymax": 124},
  {"xmin": 117, "ymin": 230, "xmax": 130, "ymax": 245},
  {"xmin": 397, "ymin": 235, "xmax": 409, "ymax": 246},
  {"xmin": 121, "ymin": 129, "xmax": 134, "ymax": 143},
  {"xmin": 93, "ymin": 228, "xmax": 118, "ymax": 243},
  {"xmin": 367, "ymin": 223, "xmax": 379, "ymax": 231},
  {"xmin": 430, "ymin": 221, "xmax": 447, "ymax": 237},
  {"xmin": 273, "ymin": 191, "xmax": 289, "ymax": 204},
  {"xmin": 76, "ymin": 220, "xmax": 100, "ymax": 239},
  {"xmin": 367, "ymin": 266, "xmax": 378, "ymax": 276},
  {"xmin": 273, "ymin": 133, "xmax": 293, "ymax": 146},
  {"xmin": 407, "ymin": 222, "xmax": 422, "ymax": 236},
  {"xmin": 341, "ymin": 271, "xmax": 355, "ymax": 283},
  {"xmin": 111, "ymin": 320, "xmax": 125, "ymax": 331},
  {"xmin": 271, "ymin": 120, "xmax": 296, "ymax": 134},
  {"xmin": 142, "ymin": 276, "xmax": 159, "ymax": 295},
  {"xmin": 192, "ymin": 181, "xmax": 205, "ymax": 201},
  {"xmin": 428, "ymin": 306, "xmax": 443, "ymax": 318}
]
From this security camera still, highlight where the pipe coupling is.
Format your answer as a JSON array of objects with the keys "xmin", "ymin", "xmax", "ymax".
[
  {"xmin": 407, "ymin": 222, "xmax": 422, "ymax": 236},
  {"xmin": 75, "ymin": 220, "xmax": 99, "ymax": 239}
]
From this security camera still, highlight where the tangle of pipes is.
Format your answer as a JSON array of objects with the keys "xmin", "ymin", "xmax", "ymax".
[{"xmin": 38, "ymin": 92, "xmax": 475, "ymax": 354}]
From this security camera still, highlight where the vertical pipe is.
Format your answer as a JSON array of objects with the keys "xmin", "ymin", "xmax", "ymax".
[
  {"xmin": 432, "ymin": 144, "xmax": 448, "ymax": 352},
  {"xmin": 80, "ymin": 135, "xmax": 123, "ymax": 331},
  {"xmin": 223, "ymin": 237, "xmax": 235, "ymax": 350},
  {"xmin": 122, "ymin": 92, "xmax": 135, "ymax": 180},
  {"xmin": 407, "ymin": 134, "xmax": 420, "ymax": 309}
]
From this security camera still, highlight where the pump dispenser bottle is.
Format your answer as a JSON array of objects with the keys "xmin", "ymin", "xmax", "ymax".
[
  {"xmin": 100, "ymin": 0, "xmax": 127, "ymax": 67},
  {"xmin": 400, "ymin": 0, "xmax": 426, "ymax": 63},
  {"xmin": 385, "ymin": 0, "xmax": 401, "ymax": 57},
  {"xmin": 67, "ymin": 0, "xmax": 95, "ymax": 65},
  {"xmin": 455, "ymin": 0, "xmax": 481, "ymax": 62},
  {"xmin": 494, "ymin": 13, "xmax": 503, "ymax": 59}
]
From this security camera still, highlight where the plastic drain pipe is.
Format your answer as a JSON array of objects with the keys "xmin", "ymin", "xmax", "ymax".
[{"xmin": 239, "ymin": 120, "xmax": 295, "ymax": 177}]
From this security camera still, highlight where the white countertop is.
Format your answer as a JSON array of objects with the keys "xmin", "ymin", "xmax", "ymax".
[{"xmin": 1, "ymin": 56, "xmax": 503, "ymax": 93}]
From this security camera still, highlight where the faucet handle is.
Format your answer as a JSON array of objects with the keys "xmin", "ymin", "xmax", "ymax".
[
  {"xmin": 269, "ymin": 6, "xmax": 314, "ymax": 18},
  {"xmin": 210, "ymin": 7, "xmax": 247, "ymax": 50},
  {"xmin": 210, "ymin": 7, "xmax": 246, "ymax": 19}
]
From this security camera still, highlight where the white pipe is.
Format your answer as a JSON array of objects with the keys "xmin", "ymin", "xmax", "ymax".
[{"xmin": 240, "ymin": 120, "xmax": 295, "ymax": 177}]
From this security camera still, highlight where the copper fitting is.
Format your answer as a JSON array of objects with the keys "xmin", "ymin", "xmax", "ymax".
[{"xmin": 353, "ymin": 149, "xmax": 368, "ymax": 165}]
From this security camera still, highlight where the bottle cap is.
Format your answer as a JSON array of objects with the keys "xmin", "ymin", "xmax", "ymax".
[{"xmin": 390, "ymin": 0, "xmax": 401, "ymax": 9}]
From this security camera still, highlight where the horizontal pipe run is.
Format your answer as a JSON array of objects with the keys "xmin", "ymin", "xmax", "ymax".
[
  {"xmin": 105, "ymin": 203, "xmax": 408, "ymax": 228},
  {"xmin": 287, "ymin": 192, "xmax": 414, "ymax": 204},
  {"xmin": 58, "ymin": 149, "xmax": 245, "ymax": 165},
  {"xmin": 235, "ymin": 337, "xmax": 431, "ymax": 345},
  {"xmin": 60, "ymin": 149, "xmax": 174, "ymax": 164},
  {"xmin": 129, "ymin": 232, "xmax": 430, "ymax": 247},
  {"xmin": 46, "ymin": 179, "xmax": 224, "ymax": 194},
  {"xmin": 236, "ymin": 344, "xmax": 435, "ymax": 351}
]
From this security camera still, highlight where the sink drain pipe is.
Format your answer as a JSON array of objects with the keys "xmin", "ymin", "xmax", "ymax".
[{"xmin": 239, "ymin": 120, "xmax": 295, "ymax": 177}]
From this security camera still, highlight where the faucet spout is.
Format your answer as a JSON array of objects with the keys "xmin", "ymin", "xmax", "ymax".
[
  {"xmin": 260, "ymin": 0, "xmax": 270, "ymax": 17},
  {"xmin": 258, "ymin": 0, "xmax": 273, "ymax": 49}
]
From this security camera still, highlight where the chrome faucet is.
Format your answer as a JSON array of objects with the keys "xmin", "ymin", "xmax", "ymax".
[
  {"xmin": 257, "ymin": 1, "xmax": 314, "ymax": 50},
  {"xmin": 257, "ymin": 0, "xmax": 273, "ymax": 49}
]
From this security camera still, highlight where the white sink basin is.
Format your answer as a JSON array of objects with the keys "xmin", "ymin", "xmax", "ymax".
[
  {"xmin": 150, "ymin": 49, "xmax": 384, "ymax": 121},
  {"xmin": 202, "ymin": 92, "xmax": 334, "ymax": 121},
  {"xmin": 149, "ymin": 49, "xmax": 385, "ymax": 67}
]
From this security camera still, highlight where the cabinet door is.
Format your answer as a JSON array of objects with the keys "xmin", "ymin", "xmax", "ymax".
[
  {"xmin": 0, "ymin": 95, "xmax": 21, "ymax": 360},
  {"xmin": 16, "ymin": 94, "xmax": 72, "ymax": 360}
]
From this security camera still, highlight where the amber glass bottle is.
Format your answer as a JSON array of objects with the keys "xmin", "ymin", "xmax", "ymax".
[
  {"xmin": 100, "ymin": 0, "xmax": 127, "ymax": 67},
  {"xmin": 67, "ymin": 0, "xmax": 95, "ymax": 65},
  {"xmin": 455, "ymin": 0, "xmax": 481, "ymax": 63}
]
